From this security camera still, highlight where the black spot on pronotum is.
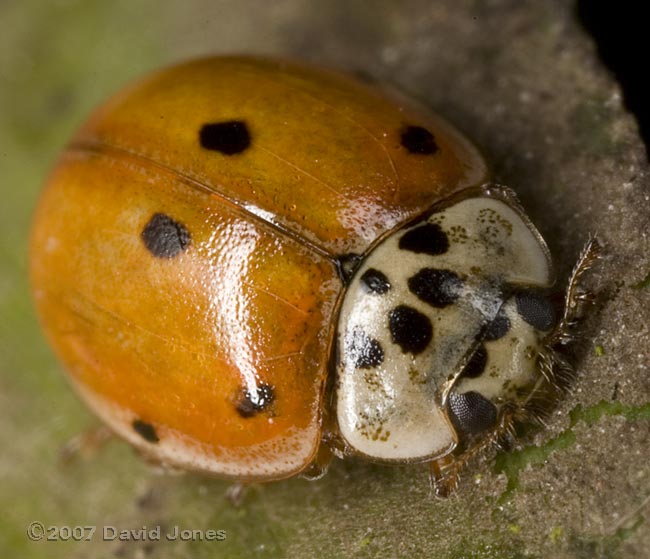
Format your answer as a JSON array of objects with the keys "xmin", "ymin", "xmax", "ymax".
[
  {"xmin": 447, "ymin": 391, "xmax": 497, "ymax": 436},
  {"xmin": 141, "ymin": 213, "xmax": 191, "ymax": 258},
  {"xmin": 515, "ymin": 291, "xmax": 557, "ymax": 331},
  {"xmin": 236, "ymin": 383, "xmax": 275, "ymax": 418},
  {"xmin": 484, "ymin": 310, "xmax": 511, "ymax": 341},
  {"xmin": 347, "ymin": 329, "xmax": 385, "ymax": 369},
  {"xmin": 199, "ymin": 120, "xmax": 251, "ymax": 155},
  {"xmin": 132, "ymin": 419, "xmax": 159, "ymax": 443},
  {"xmin": 399, "ymin": 223, "xmax": 449, "ymax": 256},
  {"xmin": 360, "ymin": 268, "xmax": 391, "ymax": 295},
  {"xmin": 400, "ymin": 125, "xmax": 439, "ymax": 155},
  {"xmin": 408, "ymin": 268, "xmax": 463, "ymax": 308},
  {"xmin": 388, "ymin": 305, "xmax": 433, "ymax": 355},
  {"xmin": 461, "ymin": 345, "xmax": 488, "ymax": 379}
]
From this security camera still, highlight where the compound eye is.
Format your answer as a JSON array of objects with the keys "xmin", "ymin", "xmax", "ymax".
[
  {"xmin": 447, "ymin": 391, "xmax": 497, "ymax": 436},
  {"xmin": 515, "ymin": 290, "xmax": 557, "ymax": 331}
]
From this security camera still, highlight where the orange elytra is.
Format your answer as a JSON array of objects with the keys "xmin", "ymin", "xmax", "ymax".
[{"xmin": 30, "ymin": 56, "xmax": 597, "ymax": 494}]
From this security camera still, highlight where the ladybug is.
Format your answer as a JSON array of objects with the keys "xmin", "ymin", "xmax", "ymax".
[{"xmin": 30, "ymin": 56, "xmax": 599, "ymax": 496}]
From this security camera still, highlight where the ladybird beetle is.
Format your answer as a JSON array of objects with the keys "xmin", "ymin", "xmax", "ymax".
[{"xmin": 30, "ymin": 56, "xmax": 599, "ymax": 496}]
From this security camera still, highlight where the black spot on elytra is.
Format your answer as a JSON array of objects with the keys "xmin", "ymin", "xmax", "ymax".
[
  {"xmin": 400, "ymin": 125, "xmax": 439, "ymax": 155},
  {"xmin": 461, "ymin": 345, "xmax": 488, "ymax": 379},
  {"xmin": 484, "ymin": 310, "xmax": 511, "ymax": 341},
  {"xmin": 141, "ymin": 213, "xmax": 190, "ymax": 258},
  {"xmin": 408, "ymin": 268, "xmax": 463, "ymax": 308},
  {"xmin": 447, "ymin": 391, "xmax": 497, "ymax": 436},
  {"xmin": 132, "ymin": 419, "xmax": 159, "ymax": 443},
  {"xmin": 347, "ymin": 329, "xmax": 385, "ymax": 369},
  {"xmin": 515, "ymin": 291, "xmax": 556, "ymax": 331},
  {"xmin": 199, "ymin": 120, "xmax": 251, "ymax": 155},
  {"xmin": 236, "ymin": 383, "xmax": 275, "ymax": 418},
  {"xmin": 360, "ymin": 268, "xmax": 391, "ymax": 295},
  {"xmin": 399, "ymin": 223, "xmax": 449, "ymax": 256},
  {"xmin": 388, "ymin": 305, "xmax": 433, "ymax": 355}
]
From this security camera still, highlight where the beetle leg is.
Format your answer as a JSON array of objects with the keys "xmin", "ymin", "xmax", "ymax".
[
  {"xmin": 429, "ymin": 454, "xmax": 460, "ymax": 498},
  {"xmin": 225, "ymin": 482, "xmax": 249, "ymax": 506},
  {"xmin": 59, "ymin": 424, "xmax": 113, "ymax": 464},
  {"xmin": 430, "ymin": 406, "xmax": 517, "ymax": 498},
  {"xmin": 301, "ymin": 442, "xmax": 334, "ymax": 481}
]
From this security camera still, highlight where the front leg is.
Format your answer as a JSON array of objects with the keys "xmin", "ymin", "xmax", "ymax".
[{"xmin": 429, "ymin": 406, "xmax": 517, "ymax": 499}]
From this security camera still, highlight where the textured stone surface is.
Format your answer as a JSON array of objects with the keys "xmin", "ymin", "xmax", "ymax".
[{"xmin": 1, "ymin": 1, "xmax": 648, "ymax": 558}]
